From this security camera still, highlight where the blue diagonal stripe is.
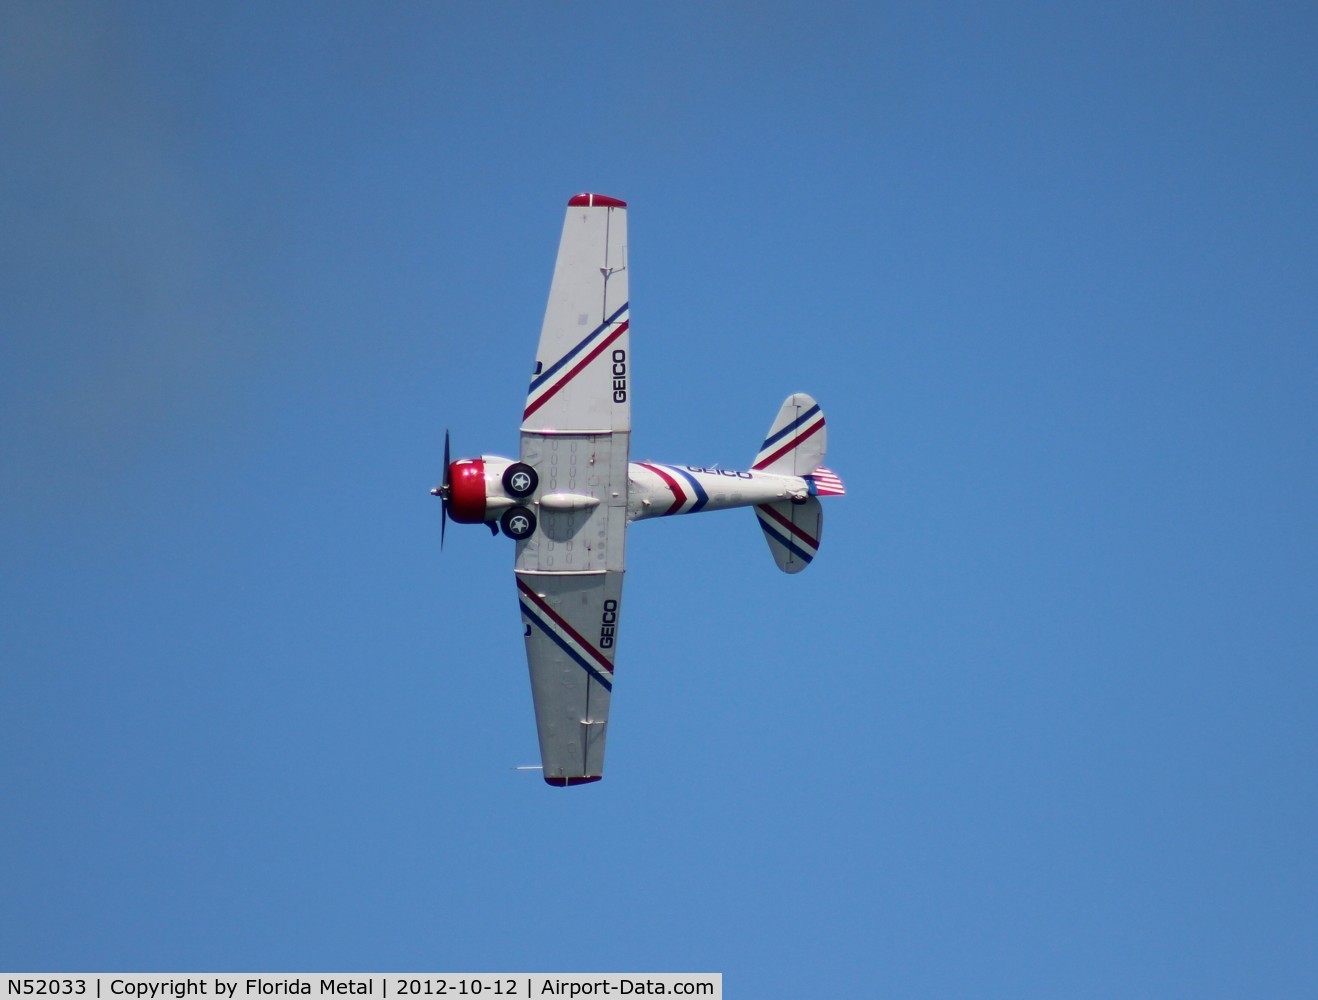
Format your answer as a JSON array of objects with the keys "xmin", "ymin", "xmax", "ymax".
[
  {"xmin": 759, "ymin": 403, "xmax": 822, "ymax": 452},
  {"xmin": 520, "ymin": 600, "xmax": 614, "ymax": 692},
  {"xmin": 665, "ymin": 466, "xmax": 708, "ymax": 513},
  {"xmin": 755, "ymin": 511, "xmax": 816, "ymax": 564},
  {"xmin": 529, "ymin": 301, "xmax": 630, "ymax": 393}
]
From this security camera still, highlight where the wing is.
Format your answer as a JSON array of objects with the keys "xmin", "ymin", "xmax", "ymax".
[
  {"xmin": 523, "ymin": 194, "xmax": 630, "ymax": 434},
  {"xmin": 515, "ymin": 199, "xmax": 632, "ymax": 784},
  {"xmin": 516, "ymin": 568, "xmax": 622, "ymax": 785}
]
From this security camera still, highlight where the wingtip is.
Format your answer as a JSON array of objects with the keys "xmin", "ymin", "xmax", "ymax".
[
  {"xmin": 568, "ymin": 193, "xmax": 627, "ymax": 208},
  {"xmin": 544, "ymin": 774, "xmax": 603, "ymax": 787}
]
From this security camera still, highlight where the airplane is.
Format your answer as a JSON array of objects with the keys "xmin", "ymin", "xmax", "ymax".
[{"xmin": 432, "ymin": 193, "xmax": 845, "ymax": 786}]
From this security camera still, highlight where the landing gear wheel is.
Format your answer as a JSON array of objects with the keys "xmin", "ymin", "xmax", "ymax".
[
  {"xmin": 500, "ymin": 505, "xmax": 537, "ymax": 540},
  {"xmin": 502, "ymin": 462, "xmax": 538, "ymax": 498}
]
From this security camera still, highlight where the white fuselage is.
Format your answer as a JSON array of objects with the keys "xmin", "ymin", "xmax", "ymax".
[
  {"xmin": 624, "ymin": 462, "xmax": 808, "ymax": 521},
  {"xmin": 476, "ymin": 455, "xmax": 810, "ymax": 523}
]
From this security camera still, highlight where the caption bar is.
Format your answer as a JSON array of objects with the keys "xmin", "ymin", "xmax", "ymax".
[{"xmin": 5, "ymin": 977, "xmax": 720, "ymax": 1000}]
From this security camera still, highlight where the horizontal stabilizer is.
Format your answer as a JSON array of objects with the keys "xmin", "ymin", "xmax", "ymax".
[
  {"xmin": 755, "ymin": 498, "xmax": 822, "ymax": 574},
  {"xmin": 753, "ymin": 393, "xmax": 827, "ymax": 476}
]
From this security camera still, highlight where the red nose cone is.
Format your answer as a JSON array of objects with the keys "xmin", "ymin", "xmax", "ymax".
[{"xmin": 446, "ymin": 459, "xmax": 487, "ymax": 523}]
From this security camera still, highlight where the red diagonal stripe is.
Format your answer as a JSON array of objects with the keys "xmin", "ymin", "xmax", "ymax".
[
  {"xmin": 523, "ymin": 320, "xmax": 629, "ymax": 420},
  {"xmin": 756, "ymin": 503, "xmax": 819, "ymax": 549},
  {"xmin": 752, "ymin": 415, "xmax": 825, "ymax": 470},
  {"xmin": 638, "ymin": 462, "xmax": 687, "ymax": 515},
  {"xmin": 517, "ymin": 577, "xmax": 614, "ymax": 673}
]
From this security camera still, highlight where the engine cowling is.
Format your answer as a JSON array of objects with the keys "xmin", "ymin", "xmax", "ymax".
[{"xmin": 446, "ymin": 458, "xmax": 488, "ymax": 523}]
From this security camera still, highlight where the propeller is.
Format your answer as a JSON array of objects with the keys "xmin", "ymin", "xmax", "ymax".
[
  {"xmin": 430, "ymin": 429, "xmax": 451, "ymax": 548},
  {"xmin": 430, "ymin": 430, "xmax": 498, "ymax": 543}
]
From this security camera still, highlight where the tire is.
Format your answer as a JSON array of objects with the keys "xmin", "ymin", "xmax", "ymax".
[
  {"xmin": 502, "ymin": 462, "xmax": 538, "ymax": 498},
  {"xmin": 500, "ymin": 505, "xmax": 537, "ymax": 540}
]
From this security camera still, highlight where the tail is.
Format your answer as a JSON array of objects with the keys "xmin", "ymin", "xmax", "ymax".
[
  {"xmin": 752, "ymin": 394, "xmax": 845, "ymax": 573},
  {"xmin": 753, "ymin": 392, "xmax": 827, "ymax": 475},
  {"xmin": 755, "ymin": 498, "xmax": 822, "ymax": 574}
]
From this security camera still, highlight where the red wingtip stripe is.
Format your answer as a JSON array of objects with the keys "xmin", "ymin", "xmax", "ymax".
[{"xmin": 568, "ymin": 193, "xmax": 627, "ymax": 208}]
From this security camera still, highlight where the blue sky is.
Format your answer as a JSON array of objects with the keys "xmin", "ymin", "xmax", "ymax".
[{"xmin": 2, "ymin": 2, "xmax": 1315, "ymax": 995}]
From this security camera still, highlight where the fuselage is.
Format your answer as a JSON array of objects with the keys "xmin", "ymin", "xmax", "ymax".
[
  {"xmin": 443, "ymin": 454, "xmax": 811, "ymax": 527},
  {"xmin": 625, "ymin": 462, "xmax": 809, "ymax": 521}
]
